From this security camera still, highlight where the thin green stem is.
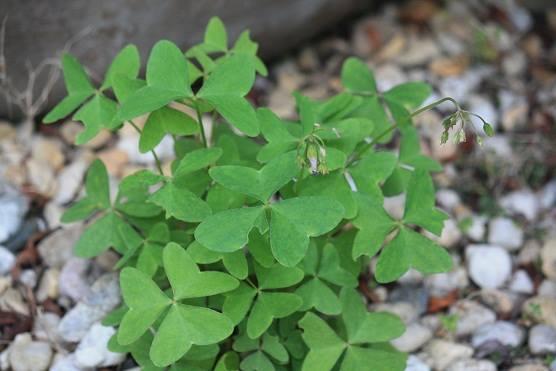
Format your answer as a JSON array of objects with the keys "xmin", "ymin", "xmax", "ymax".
[
  {"xmin": 346, "ymin": 97, "xmax": 460, "ymax": 167},
  {"xmin": 195, "ymin": 102, "xmax": 208, "ymax": 148},
  {"xmin": 128, "ymin": 120, "xmax": 164, "ymax": 176}
]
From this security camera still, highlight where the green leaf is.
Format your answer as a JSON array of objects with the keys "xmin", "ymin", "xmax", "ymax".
[
  {"xmin": 340, "ymin": 289, "xmax": 405, "ymax": 343},
  {"xmin": 149, "ymin": 182, "xmax": 211, "ymax": 223},
  {"xmin": 61, "ymin": 198, "xmax": 98, "ymax": 223},
  {"xmin": 349, "ymin": 151, "xmax": 398, "ymax": 197},
  {"xmin": 298, "ymin": 312, "xmax": 345, "ymax": 371},
  {"xmin": 247, "ymin": 292, "xmax": 302, "ymax": 339},
  {"xmin": 255, "ymin": 263, "xmax": 304, "ymax": 290},
  {"xmin": 43, "ymin": 92, "xmax": 92, "ymax": 123},
  {"xmin": 210, "ymin": 151, "xmax": 299, "ymax": 202},
  {"xmin": 195, "ymin": 206, "xmax": 263, "ymax": 253},
  {"xmin": 150, "ymin": 304, "xmax": 234, "ymax": 367},
  {"xmin": 86, "ymin": 159, "xmax": 111, "ymax": 209},
  {"xmin": 375, "ymin": 227, "xmax": 452, "ymax": 283},
  {"xmin": 262, "ymin": 333, "xmax": 289, "ymax": 363},
  {"xmin": 60, "ymin": 53, "xmax": 95, "ymax": 95},
  {"xmin": 215, "ymin": 351, "xmax": 240, "ymax": 371},
  {"xmin": 223, "ymin": 283, "xmax": 257, "ymax": 325},
  {"xmin": 295, "ymin": 278, "xmax": 342, "ymax": 315},
  {"xmin": 204, "ymin": 17, "xmax": 228, "ymax": 52},
  {"xmin": 341, "ymin": 346, "xmax": 407, "ymax": 371},
  {"xmin": 163, "ymin": 242, "xmax": 239, "ymax": 299},
  {"xmin": 73, "ymin": 94, "xmax": 118, "ymax": 144},
  {"xmin": 296, "ymin": 171, "xmax": 357, "ymax": 219},
  {"xmin": 74, "ymin": 212, "xmax": 131, "ymax": 257},
  {"xmin": 352, "ymin": 193, "xmax": 396, "ymax": 259},
  {"xmin": 240, "ymin": 351, "xmax": 274, "ymax": 371},
  {"xmin": 140, "ymin": 107, "xmax": 199, "ymax": 153},
  {"xmin": 118, "ymin": 267, "xmax": 171, "ymax": 345},
  {"xmin": 383, "ymin": 82, "xmax": 431, "ymax": 109},
  {"xmin": 102, "ymin": 44, "xmax": 141, "ymax": 89},
  {"xmin": 174, "ymin": 147, "xmax": 223, "ymax": 178},
  {"xmin": 295, "ymin": 93, "xmax": 317, "ymax": 136},
  {"xmin": 197, "ymin": 54, "xmax": 258, "ymax": 136},
  {"xmin": 341, "ymin": 57, "xmax": 376, "ymax": 95},
  {"xmin": 118, "ymin": 40, "xmax": 192, "ymax": 120},
  {"xmin": 269, "ymin": 196, "xmax": 344, "ymax": 266},
  {"xmin": 403, "ymin": 170, "xmax": 448, "ymax": 235}
]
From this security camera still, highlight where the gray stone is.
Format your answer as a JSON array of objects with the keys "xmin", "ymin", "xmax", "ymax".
[
  {"xmin": 38, "ymin": 225, "xmax": 84, "ymax": 269},
  {"xmin": 471, "ymin": 321, "xmax": 525, "ymax": 348},
  {"xmin": 424, "ymin": 265, "xmax": 468, "ymax": 297},
  {"xmin": 542, "ymin": 240, "xmax": 556, "ymax": 280},
  {"xmin": 0, "ymin": 181, "xmax": 28, "ymax": 243},
  {"xmin": 58, "ymin": 257, "xmax": 92, "ymax": 302},
  {"xmin": 423, "ymin": 340, "xmax": 473, "ymax": 371},
  {"xmin": 449, "ymin": 300, "xmax": 496, "ymax": 337},
  {"xmin": 509, "ymin": 270, "xmax": 534, "ymax": 294},
  {"xmin": 74, "ymin": 323, "xmax": 125, "ymax": 367},
  {"xmin": 500, "ymin": 189, "xmax": 540, "ymax": 221},
  {"xmin": 529, "ymin": 324, "xmax": 556, "ymax": 354},
  {"xmin": 0, "ymin": 0, "xmax": 368, "ymax": 118},
  {"xmin": 371, "ymin": 301, "xmax": 419, "ymax": 325},
  {"xmin": 8, "ymin": 333, "xmax": 53, "ymax": 371},
  {"xmin": 405, "ymin": 355, "xmax": 431, "ymax": 371},
  {"xmin": 392, "ymin": 323, "xmax": 432, "ymax": 352},
  {"xmin": 446, "ymin": 359, "xmax": 497, "ymax": 371},
  {"xmin": 57, "ymin": 273, "xmax": 120, "ymax": 342},
  {"xmin": 466, "ymin": 244, "xmax": 512, "ymax": 289},
  {"xmin": 488, "ymin": 217, "xmax": 524, "ymax": 251},
  {"xmin": 0, "ymin": 246, "xmax": 15, "ymax": 275}
]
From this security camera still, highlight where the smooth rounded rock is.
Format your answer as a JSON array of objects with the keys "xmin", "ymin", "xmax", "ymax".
[
  {"xmin": 449, "ymin": 300, "xmax": 496, "ymax": 337},
  {"xmin": 8, "ymin": 333, "xmax": 53, "ymax": 371},
  {"xmin": 541, "ymin": 240, "xmax": 556, "ymax": 280},
  {"xmin": 423, "ymin": 340, "xmax": 473, "ymax": 371},
  {"xmin": 446, "ymin": 359, "xmax": 497, "ymax": 371},
  {"xmin": 466, "ymin": 244, "xmax": 512, "ymax": 289},
  {"xmin": 392, "ymin": 322, "xmax": 433, "ymax": 352},
  {"xmin": 529, "ymin": 324, "xmax": 556, "ymax": 354},
  {"xmin": 488, "ymin": 217, "xmax": 524, "ymax": 251},
  {"xmin": 471, "ymin": 321, "xmax": 525, "ymax": 348}
]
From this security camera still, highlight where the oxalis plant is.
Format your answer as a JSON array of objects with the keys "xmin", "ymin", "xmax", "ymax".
[{"xmin": 43, "ymin": 17, "xmax": 493, "ymax": 371}]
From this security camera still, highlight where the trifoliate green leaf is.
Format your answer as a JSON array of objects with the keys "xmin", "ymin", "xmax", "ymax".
[
  {"xmin": 43, "ymin": 92, "xmax": 92, "ymax": 123},
  {"xmin": 74, "ymin": 212, "xmax": 132, "ymax": 257},
  {"xmin": 215, "ymin": 351, "xmax": 241, "ymax": 371},
  {"xmin": 351, "ymin": 193, "xmax": 396, "ymax": 259},
  {"xmin": 163, "ymin": 242, "xmax": 239, "ymax": 299},
  {"xmin": 349, "ymin": 151, "xmax": 398, "ymax": 197},
  {"xmin": 73, "ymin": 94, "xmax": 118, "ymax": 144},
  {"xmin": 247, "ymin": 292, "xmax": 302, "ymax": 339},
  {"xmin": 341, "ymin": 57, "xmax": 376, "ymax": 95},
  {"xmin": 340, "ymin": 288, "xmax": 405, "ymax": 343},
  {"xmin": 60, "ymin": 53, "xmax": 95, "ymax": 95},
  {"xmin": 298, "ymin": 312, "xmax": 345, "ymax": 371},
  {"xmin": 118, "ymin": 267, "xmax": 171, "ymax": 345},
  {"xmin": 209, "ymin": 151, "xmax": 299, "ymax": 202},
  {"xmin": 269, "ymin": 197, "xmax": 344, "ymax": 266},
  {"xmin": 375, "ymin": 227, "xmax": 452, "ymax": 283},
  {"xmin": 139, "ymin": 107, "xmax": 199, "ymax": 153}
]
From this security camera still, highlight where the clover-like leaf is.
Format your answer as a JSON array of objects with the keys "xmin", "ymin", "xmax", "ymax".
[
  {"xmin": 269, "ymin": 196, "xmax": 344, "ymax": 266},
  {"xmin": 299, "ymin": 288, "xmax": 406, "ymax": 371},
  {"xmin": 43, "ymin": 54, "xmax": 95, "ymax": 123},
  {"xmin": 296, "ymin": 244, "xmax": 357, "ymax": 314},
  {"xmin": 197, "ymin": 54, "xmax": 258, "ymax": 136},
  {"xmin": 210, "ymin": 151, "xmax": 299, "ymax": 202},
  {"xmin": 341, "ymin": 57, "xmax": 377, "ymax": 95},
  {"xmin": 403, "ymin": 170, "xmax": 449, "ymax": 236},
  {"xmin": 139, "ymin": 107, "xmax": 199, "ymax": 153},
  {"xmin": 73, "ymin": 94, "xmax": 118, "ymax": 144},
  {"xmin": 375, "ymin": 227, "xmax": 452, "ymax": 283},
  {"xmin": 383, "ymin": 82, "xmax": 432, "ymax": 109},
  {"xmin": 174, "ymin": 147, "xmax": 223, "ymax": 178},
  {"xmin": 203, "ymin": 16, "xmax": 228, "ymax": 52},
  {"xmin": 351, "ymin": 193, "xmax": 396, "ymax": 259},
  {"xmin": 188, "ymin": 241, "xmax": 248, "ymax": 279},
  {"xmin": 102, "ymin": 44, "xmax": 141, "ymax": 90},
  {"xmin": 195, "ymin": 206, "xmax": 264, "ymax": 253},
  {"xmin": 118, "ymin": 40, "xmax": 193, "ymax": 121},
  {"xmin": 74, "ymin": 212, "xmax": 134, "ymax": 257},
  {"xmin": 149, "ymin": 181, "xmax": 212, "ymax": 223},
  {"xmin": 118, "ymin": 243, "xmax": 236, "ymax": 367},
  {"xmin": 118, "ymin": 267, "xmax": 172, "ymax": 345}
]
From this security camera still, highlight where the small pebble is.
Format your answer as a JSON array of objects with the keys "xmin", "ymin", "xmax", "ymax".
[
  {"xmin": 0, "ymin": 246, "xmax": 15, "ymax": 275},
  {"xmin": 471, "ymin": 321, "xmax": 525, "ymax": 348},
  {"xmin": 488, "ymin": 217, "xmax": 524, "ymax": 251},
  {"xmin": 392, "ymin": 322, "xmax": 433, "ymax": 352},
  {"xmin": 466, "ymin": 244, "xmax": 512, "ymax": 289},
  {"xmin": 528, "ymin": 324, "xmax": 556, "ymax": 354}
]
